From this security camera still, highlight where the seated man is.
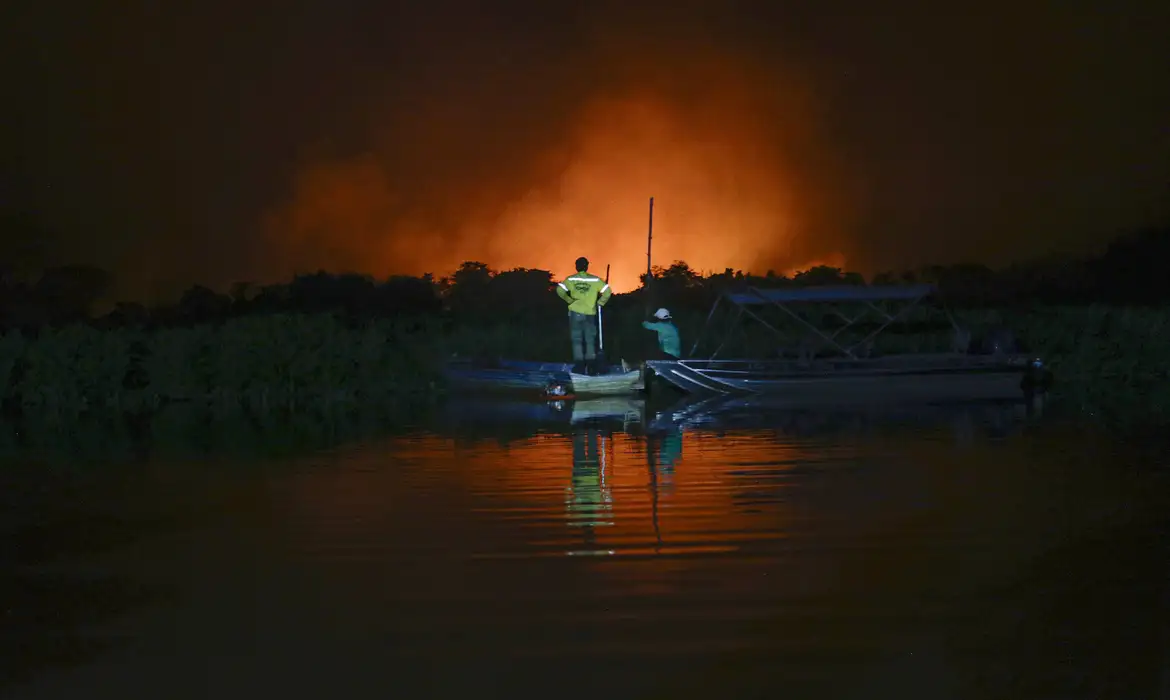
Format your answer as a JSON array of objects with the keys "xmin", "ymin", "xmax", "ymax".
[{"xmin": 641, "ymin": 308, "xmax": 681, "ymax": 359}]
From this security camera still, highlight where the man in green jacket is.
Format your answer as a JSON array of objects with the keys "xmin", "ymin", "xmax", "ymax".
[
  {"xmin": 556, "ymin": 257, "xmax": 611, "ymax": 374},
  {"xmin": 642, "ymin": 307, "xmax": 681, "ymax": 358}
]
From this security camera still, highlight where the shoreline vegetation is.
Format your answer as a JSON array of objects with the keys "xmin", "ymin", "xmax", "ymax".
[{"xmin": 1, "ymin": 225, "xmax": 1168, "ymax": 423}]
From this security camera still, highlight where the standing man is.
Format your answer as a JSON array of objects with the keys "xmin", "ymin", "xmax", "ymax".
[{"xmin": 556, "ymin": 256, "xmax": 611, "ymax": 375}]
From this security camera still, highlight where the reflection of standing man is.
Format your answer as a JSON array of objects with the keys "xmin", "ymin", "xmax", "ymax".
[{"xmin": 566, "ymin": 426, "xmax": 614, "ymax": 542}]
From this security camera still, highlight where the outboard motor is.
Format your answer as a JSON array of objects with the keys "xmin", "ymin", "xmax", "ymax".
[
  {"xmin": 545, "ymin": 382, "xmax": 571, "ymax": 398},
  {"xmin": 979, "ymin": 326, "xmax": 1019, "ymax": 356},
  {"xmin": 545, "ymin": 382, "xmax": 577, "ymax": 404}
]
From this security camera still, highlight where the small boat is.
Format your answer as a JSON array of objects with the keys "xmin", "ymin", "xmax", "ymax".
[
  {"xmin": 443, "ymin": 358, "xmax": 644, "ymax": 397},
  {"xmin": 646, "ymin": 283, "xmax": 1051, "ymax": 403}
]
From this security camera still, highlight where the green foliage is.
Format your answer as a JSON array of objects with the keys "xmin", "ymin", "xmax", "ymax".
[
  {"xmin": 142, "ymin": 325, "xmax": 219, "ymax": 402},
  {"xmin": 182, "ymin": 314, "xmax": 444, "ymax": 408},
  {"xmin": 4, "ymin": 306, "xmax": 1169, "ymax": 420},
  {"xmin": 2, "ymin": 315, "xmax": 444, "ymax": 413},
  {"xmin": 15, "ymin": 325, "xmax": 134, "ymax": 411}
]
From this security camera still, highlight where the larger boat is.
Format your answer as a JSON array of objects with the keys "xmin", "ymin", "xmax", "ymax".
[{"xmin": 645, "ymin": 284, "xmax": 1050, "ymax": 404}]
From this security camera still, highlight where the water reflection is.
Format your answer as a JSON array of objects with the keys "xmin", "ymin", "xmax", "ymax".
[
  {"xmin": 643, "ymin": 420, "xmax": 682, "ymax": 554},
  {"xmin": 563, "ymin": 416, "xmax": 686, "ymax": 556},
  {"xmin": 566, "ymin": 426, "xmax": 615, "ymax": 553},
  {"xmin": 3, "ymin": 396, "xmax": 1167, "ymax": 700},
  {"xmin": 647, "ymin": 393, "xmax": 1044, "ymax": 441}
]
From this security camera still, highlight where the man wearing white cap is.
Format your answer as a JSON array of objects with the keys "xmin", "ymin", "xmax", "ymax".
[{"xmin": 641, "ymin": 308, "xmax": 681, "ymax": 359}]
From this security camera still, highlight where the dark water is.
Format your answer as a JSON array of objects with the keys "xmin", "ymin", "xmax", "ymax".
[{"xmin": 2, "ymin": 397, "xmax": 1168, "ymax": 699}]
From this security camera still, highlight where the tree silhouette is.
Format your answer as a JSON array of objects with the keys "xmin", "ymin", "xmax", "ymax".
[
  {"xmin": 175, "ymin": 285, "xmax": 232, "ymax": 324},
  {"xmin": 792, "ymin": 266, "xmax": 864, "ymax": 286},
  {"xmin": 33, "ymin": 265, "xmax": 113, "ymax": 324},
  {"xmin": 446, "ymin": 262, "xmax": 494, "ymax": 318},
  {"xmin": 3, "ymin": 221, "xmax": 1168, "ymax": 332}
]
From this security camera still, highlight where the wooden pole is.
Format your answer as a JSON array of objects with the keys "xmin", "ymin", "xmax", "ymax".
[
  {"xmin": 598, "ymin": 263, "xmax": 610, "ymax": 353},
  {"xmin": 645, "ymin": 197, "xmax": 654, "ymax": 314}
]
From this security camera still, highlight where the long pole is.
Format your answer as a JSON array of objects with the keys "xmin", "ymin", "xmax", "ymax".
[
  {"xmin": 644, "ymin": 200, "xmax": 662, "ymax": 548},
  {"xmin": 645, "ymin": 197, "xmax": 654, "ymax": 314},
  {"xmin": 598, "ymin": 263, "xmax": 610, "ymax": 353}
]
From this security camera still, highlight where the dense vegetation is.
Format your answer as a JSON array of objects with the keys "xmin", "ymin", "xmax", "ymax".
[{"xmin": 0, "ymin": 225, "xmax": 1167, "ymax": 419}]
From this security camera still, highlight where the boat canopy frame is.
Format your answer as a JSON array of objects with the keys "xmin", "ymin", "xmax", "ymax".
[{"xmin": 687, "ymin": 284, "xmax": 946, "ymax": 360}]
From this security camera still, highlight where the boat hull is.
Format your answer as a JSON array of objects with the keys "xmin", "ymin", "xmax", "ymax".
[
  {"xmin": 645, "ymin": 355, "xmax": 1041, "ymax": 405},
  {"xmin": 444, "ymin": 359, "xmax": 644, "ymax": 397}
]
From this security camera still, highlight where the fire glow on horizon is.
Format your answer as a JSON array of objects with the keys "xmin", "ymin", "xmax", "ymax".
[{"xmin": 261, "ymin": 55, "xmax": 855, "ymax": 292}]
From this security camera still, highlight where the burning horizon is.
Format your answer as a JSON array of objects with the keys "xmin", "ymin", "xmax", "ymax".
[{"xmin": 259, "ymin": 40, "xmax": 858, "ymax": 293}]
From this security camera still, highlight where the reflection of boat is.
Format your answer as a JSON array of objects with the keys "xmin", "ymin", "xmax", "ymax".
[
  {"xmin": 646, "ymin": 284, "xmax": 1050, "ymax": 401},
  {"xmin": 564, "ymin": 396, "xmax": 645, "ymax": 425},
  {"xmin": 437, "ymin": 396, "xmax": 645, "ymax": 433},
  {"xmin": 437, "ymin": 396, "xmax": 570, "ymax": 428},
  {"xmin": 647, "ymin": 393, "xmax": 1040, "ymax": 439},
  {"xmin": 443, "ymin": 359, "xmax": 643, "ymax": 397}
]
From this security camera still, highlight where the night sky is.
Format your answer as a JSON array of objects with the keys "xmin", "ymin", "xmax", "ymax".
[{"xmin": 4, "ymin": 0, "xmax": 1168, "ymax": 301}]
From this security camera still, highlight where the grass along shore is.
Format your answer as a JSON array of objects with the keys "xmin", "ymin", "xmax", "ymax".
[{"xmin": 0, "ymin": 306, "xmax": 1167, "ymax": 419}]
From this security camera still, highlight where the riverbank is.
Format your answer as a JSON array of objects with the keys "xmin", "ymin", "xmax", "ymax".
[{"xmin": 0, "ymin": 305, "xmax": 1167, "ymax": 419}]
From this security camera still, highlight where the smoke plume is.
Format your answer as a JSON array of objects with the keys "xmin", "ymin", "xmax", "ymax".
[{"xmin": 261, "ymin": 20, "xmax": 856, "ymax": 291}]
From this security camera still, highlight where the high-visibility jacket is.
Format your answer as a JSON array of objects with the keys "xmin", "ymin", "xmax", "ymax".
[{"xmin": 556, "ymin": 271, "xmax": 611, "ymax": 315}]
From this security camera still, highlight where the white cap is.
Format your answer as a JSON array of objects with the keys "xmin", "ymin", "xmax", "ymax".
[{"xmin": 653, "ymin": 308, "xmax": 671, "ymax": 319}]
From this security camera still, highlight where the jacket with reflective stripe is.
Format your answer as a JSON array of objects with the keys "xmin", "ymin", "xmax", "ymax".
[{"xmin": 556, "ymin": 271, "xmax": 611, "ymax": 316}]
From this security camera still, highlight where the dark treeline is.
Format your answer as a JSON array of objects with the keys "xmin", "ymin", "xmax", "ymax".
[
  {"xmin": 2, "ymin": 224, "xmax": 1167, "ymax": 333},
  {"xmin": 0, "ymin": 224, "xmax": 1167, "ymax": 421}
]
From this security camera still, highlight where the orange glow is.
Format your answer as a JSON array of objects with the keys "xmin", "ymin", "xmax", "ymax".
[
  {"xmin": 276, "ymin": 428, "xmax": 810, "ymax": 573},
  {"xmin": 260, "ymin": 48, "xmax": 858, "ymax": 292}
]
